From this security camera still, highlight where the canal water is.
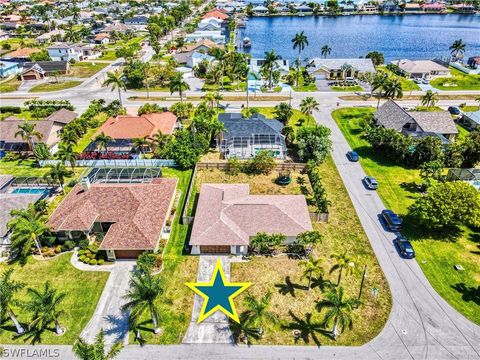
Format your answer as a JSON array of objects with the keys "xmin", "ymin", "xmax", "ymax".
[{"xmin": 238, "ymin": 14, "xmax": 480, "ymax": 62}]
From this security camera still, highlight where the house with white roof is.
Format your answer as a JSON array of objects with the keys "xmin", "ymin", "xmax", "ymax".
[
  {"xmin": 307, "ymin": 58, "xmax": 376, "ymax": 80},
  {"xmin": 390, "ymin": 59, "xmax": 450, "ymax": 79}
]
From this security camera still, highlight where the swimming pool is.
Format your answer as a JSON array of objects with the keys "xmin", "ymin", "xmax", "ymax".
[{"xmin": 11, "ymin": 188, "xmax": 49, "ymax": 196}]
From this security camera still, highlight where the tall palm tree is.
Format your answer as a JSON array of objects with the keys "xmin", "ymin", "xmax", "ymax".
[
  {"xmin": 243, "ymin": 291, "xmax": 278, "ymax": 335},
  {"xmin": 371, "ymin": 72, "xmax": 389, "ymax": 109},
  {"xmin": 169, "ymin": 73, "xmax": 190, "ymax": 103},
  {"xmin": 0, "ymin": 269, "xmax": 26, "ymax": 334},
  {"xmin": 340, "ymin": 63, "xmax": 353, "ymax": 85},
  {"xmin": 330, "ymin": 251, "xmax": 355, "ymax": 286},
  {"xmin": 383, "ymin": 78, "xmax": 403, "ymax": 100},
  {"xmin": 261, "ymin": 49, "xmax": 282, "ymax": 90},
  {"xmin": 321, "ymin": 45, "xmax": 332, "ymax": 59},
  {"xmin": 420, "ymin": 90, "xmax": 438, "ymax": 108},
  {"xmin": 24, "ymin": 282, "xmax": 66, "ymax": 337},
  {"xmin": 121, "ymin": 271, "xmax": 163, "ymax": 334},
  {"xmin": 203, "ymin": 92, "xmax": 217, "ymax": 110},
  {"xmin": 44, "ymin": 162, "xmax": 73, "ymax": 193},
  {"xmin": 449, "ymin": 39, "xmax": 466, "ymax": 61},
  {"xmin": 94, "ymin": 132, "xmax": 114, "ymax": 153},
  {"xmin": 292, "ymin": 31, "xmax": 309, "ymax": 86},
  {"xmin": 15, "ymin": 122, "xmax": 43, "ymax": 152},
  {"xmin": 103, "ymin": 71, "xmax": 126, "ymax": 107},
  {"xmin": 317, "ymin": 286, "xmax": 360, "ymax": 340},
  {"xmin": 150, "ymin": 131, "xmax": 169, "ymax": 153},
  {"xmin": 60, "ymin": 128, "xmax": 80, "ymax": 147},
  {"xmin": 7, "ymin": 207, "xmax": 49, "ymax": 260},
  {"xmin": 282, "ymin": 125, "xmax": 295, "ymax": 145},
  {"xmin": 300, "ymin": 96, "xmax": 320, "ymax": 125},
  {"xmin": 132, "ymin": 136, "xmax": 149, "ymax": 156},
  {"xmin": 56, "ymin": 143, "xmax": 78, "ymax": 170},
  {"xmin": 73, "ymin": 329, "xmax": 123, "ymax": 360},
  {"xmin": 229, "ymin": 312, "xmax": 262, "ymax": 345},
  {"xmin": 300, "ymin": 255, "xmax": 323, "ymax": 290}
]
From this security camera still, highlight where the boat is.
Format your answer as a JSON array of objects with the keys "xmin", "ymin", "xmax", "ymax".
[{"xmin": 243, "ymin": 37, "xmax": 251, "ymax": 48}]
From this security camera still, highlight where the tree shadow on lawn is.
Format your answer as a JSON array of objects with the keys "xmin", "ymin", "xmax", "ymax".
[
  {"xmin": 274, "ymin": 276, "xmax": 308, "ymax": 297},
  {"xmin": 402, "ymin": 216, "xmax": 463, "ymax": 243},
  {"xmin": 451, "ymin": 283, "xmax": 480, "ymax": 305},
  {"xmin": 281, "ymin": 311, "xmax": 331, "ymax": 346}
]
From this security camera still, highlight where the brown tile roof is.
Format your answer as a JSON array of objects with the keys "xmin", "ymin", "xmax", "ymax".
[
  {"xmin": 45, "ymin": 108, "xmax": 78, "ymax": 124},
  {"xmin": 4, "ymin": 47, "xmax": 41, "ymax": 59},
  {"xmin": 410, "ymin": 111, "xmax": 458, "ymax": 135},
  {"xmin": 94, "ymin": 33, "xmax": 110, "ymax": 41},
  {"xmin": 96, "ymin": 112, "xmax": 177, "ymax": 139},
  {"xmin": 179, "ymin": 39, "xmax": 220, "ymax": 53},
  {"xmin": 190, "ymin": 184, "xmax": 312, "ymax": 246},
  {"xmin": 47, "ymin": 178, "xmax": 178, "ymax": 250},
  {"xmin": 201, "ymin": 10, "xmax": 229, "ymax": 20},
  {"xmin": 0, "ymin": 119, "xmax": 55, "ymax": 143}
]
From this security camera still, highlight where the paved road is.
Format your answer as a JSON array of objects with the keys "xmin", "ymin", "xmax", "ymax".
[{"xmin": 183, "ymin": 256, "xmax": 233, "ymax": 344}]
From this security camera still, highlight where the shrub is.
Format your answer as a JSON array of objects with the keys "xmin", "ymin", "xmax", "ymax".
[
  {"xmin": 97, "ymin": 259, "xmax": 105, "ymax": 265},
  {"xmin": 78, "ymin": 255, "xmax": 86, "ymax": 261},
  {"xmin": 0, "ymin": 106, "xmax": 21, "ymax": 113},
  {"xmin": 246, "ymin": 151, "xmax": 276, "ymax": 175},
  {"xmin": 227, "ymin": 157, "xmax": 242, "ymax": 176},
  {"xmin": 154, "ymin": 255, "xmax": 163, "ymax": 269},
  {"xmin": 64, "ymin": 240, "xmax": 76, "ymax": 251},
  {"xmin": 54, "ymin": 245, "xmax": 62, "ymax": 254},
  {"xmin": 89, "ymin": 259, "xmax": 97, "ymax": 265},
  {"xmin": 77, "ymin": 250, "xmax": 85, "ymax": 256},
  {"xmin": 1, "ymin": 152, "xmax": 20, "ymax": 162},
  {"xmin": 87, "ymin": 243, "xmax": 99, "ymax": 254},
  {"xmin": 78, "ymin": 239, "xmax": 89, "ymax": 250}
]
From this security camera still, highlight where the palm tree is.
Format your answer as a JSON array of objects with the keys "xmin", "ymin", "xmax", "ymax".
[
  {"xmin": 132, "ymin": 136, "xmax": 149, "ymax": 156},
  {"xmin": 7, "ymin": 206, "xmax": 49, "ymax": 260},
  {"xmin": 143, "ymin": 62, "xmax": 151, "ymax": 99},
  {"xmin": 292, "ymin": 31, "xmax": 309, "ymax": 86},
  {"xmin": 243, "ymin": 291, "xmax": 278, "ymax": 335},
  {"xmin": 371, "ymin": 72, "xmax": 389, "ymax": 109},
  {"xmin": 121, "ymin": 271, "xmax": 163, "ymax": 334},
  {"xmin": 300, "ymin": 96, "xmax": 320, "ymax": 125},
  {"xmin": 229, "ymin": 312, "xmax": 262, "ymax": 345},
  {"xmin": 56, "ymin": 143, "xmax": 78, "ymax": 170},
  {"xmin": 330, "ymin": 251, "xmax": 355, "ymax": 286},
  {"xmin": 420, "ymin": 90, "xmax": 439, "ymax": 108},
  {"xmin": 150, "ymin": 131, "xmax": 169, "ymax": 153},
  {"xmin": 103, "ymin": 71, "xmax": 126, "ymax": 107},
  {"xmin": 60, "ymin": 128, "xmax": 80, "ymax": 147},
  {"xmin": 383, "ymin": 78, "xmax": 403, "ymax": 100},
  {"xmin": 15, "ymin": 122, "xmax": 43, "ymax": 152},
  {"xmin": 261, "ymin": 49, "xmax": 282, "ymax": 90},
  {"xmin": 476, "ymin": 96, "xmax": 480, "ymax": 110},
  {"xmin": 94, "ymin": 132, "xmax": 114, "ymax": 153},
  {"xmin": 340, "ymin": 63, "xmax": 353, "ymax": 85},
  {"xmin": 300, "ymin": 255, "xmax": 323, "ymax": 290},
  {"xmin": 317, "ymin": 286, "xmax": 360, "ymax": 340},
  {"xmin": 321, "ymin": 45, "xmax": 332, "ymax": 59},
  {"xmin": 73, "ymin": 329, "xmax": 123, "ymax": 360},
  {"xmin": 24, "ymin": 282, "xmax": 66, "ymax": 337},
  {"xmin": 0, "ymin": 269, "xmax": 26, "ymax": 334},
  {"xmin": 282, "ymin": 125, "xmax": 295, "ymax": 145},
  {"xmin": 203, "ymin": 92, "xmax": 216, "ymax": 110},
  {"xmin": 44, "ymin": 162, "xmax": 73, "ymax": 193},
  {"xmin": 169, "ymin": 73, "xmax": 190, "ymax": 103},
  {"xmin": 449, "ymin": 39, "xmax": 466, "ymax": 61}
]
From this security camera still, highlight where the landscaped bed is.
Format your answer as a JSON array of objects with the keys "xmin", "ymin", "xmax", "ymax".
[
  {"xmin": 332, "ymin": 107, "xmax": 480, "ymax": 325},
  {"xmin": 29, "ymin": 80, "xmax": 82, "ymax": 93},
  {"xmin": 0, "ymin": 253, "xmax": 109, "ymax": 344},
  {"xmin": 431, "ymin": 68, "xmax": 480, "ymax": 91}
]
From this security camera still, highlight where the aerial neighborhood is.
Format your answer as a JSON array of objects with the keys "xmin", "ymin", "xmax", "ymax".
[{"xmin": 0, "ymin": 0, "xmax": 479, "ymax": 359}]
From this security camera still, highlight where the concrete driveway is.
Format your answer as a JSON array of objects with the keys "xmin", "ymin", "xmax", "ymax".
[
  {"xmin": 80, "ymin": 261, "xmax": 135, "ymax": 346},
  {"xmin": 183, "ymin": 256, "xmax": 233, "ymax": 344}
]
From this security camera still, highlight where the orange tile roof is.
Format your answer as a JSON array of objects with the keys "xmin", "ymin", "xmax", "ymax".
[
  {"xmin": 201, "ymin": 10, "xmax": 229, "ymax": 20},
  {"xmin": 4, "ymin": 47, "xmax": 41, "ymax": 59},
  {"xmin": 95, "ymin": 112, "xmax": 177, "ymax": 139},
  {"xmin": 48, "ymin": 178, "xmax": 178, "ymax": 250}
]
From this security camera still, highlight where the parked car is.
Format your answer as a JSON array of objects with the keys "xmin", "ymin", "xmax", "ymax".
[
  {"xmin": 422, "ymin": 78, "xmax": 430, "ymax": 84},
  {"xmin": 347, "ymin": 151, "xmax": 359, "ymax": 162},
  {"xmin": 448, "ymin": 106, "xmax": 462, "ymax": 115},
  {"xmin": 414, "ymin": 78, "xmax": 422, "ymax": 84},
  {"xmin": 363, "ymin": 176, "xmax": 378, "ymax": 190},
  {"xmin": 394, "ymin": 234, "xmax": 415, "ymax": 259},
  {"xmin": 381, "ymin": 209, "xmax": 403, "ymax": 231}
]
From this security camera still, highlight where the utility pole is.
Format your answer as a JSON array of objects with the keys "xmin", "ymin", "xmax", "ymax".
[{"xmin": 358, "ymin": 264, "xmax": 367, "ymax": 302}]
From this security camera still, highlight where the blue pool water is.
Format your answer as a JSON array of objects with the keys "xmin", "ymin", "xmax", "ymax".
[
  {"xmin": 238, "ymin": 14, "xmax": 480, "ymax": 62},
  {"xmin": 11, "ymin": 188, "xmax": 48, "ymax": 195}
]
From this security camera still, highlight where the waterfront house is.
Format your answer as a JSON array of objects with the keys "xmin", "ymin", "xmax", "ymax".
[
  {"xmin": 47, "ymin": 43, "xmax": 101, "ymax": 62},
  {"xmin": 197, "ymin": 21, "xmax": 221, "ymax": 31},
  {"xmin": 189, "ymin": 183, "xmax": 312, "ymax": 255},
  {"xmin": 451, "ymin": 4, "xmax": 475, "ymax": 13},
  {"xmin": 467, "ymin": 56, "xmax": 480, "ymax": 69},
  {"xmin": 295, "ymin": 4, "xmax": 312, "ymax": 13},
  {"xmin": 185, "ymin": 31, "xmax": 226, "ymax": 45},
  {"xmin": 252, "ymin": 5, "xmax": 269, "ymax": 14},
  {"xmin": 248, "ymin": 58, "xmax": 290, "ymax": 76},
  {"xmin": 20, "ymin": 61, "xmax": 69, "ymax": 81},
  {"xmin": 48, "ymin": 176, "xmax": 178, "ymax": 260},
  {"xmin": 421, "ymin": 3, "xmax": 446, "ymax": 13},
  {"xmin": 0, "ymin": 60, "xmax": 19, "ymax": 78},
  {"xmin": 307, "ymin": 58, "xmax": 376, "ymax": 80},
  {"xmin": 357, "ymin": 3, "xmax": 377, "ymax": 12},
  {"xmin": 390, "ymin": 59, "xmax": 450, "ymax": 79},
  {"xmin": 217, "ymin": 113, "xmax": 287, "ymax": 159},
  {"xmin": 381, "ymin": 0, "xmax": 400, "ymax": 12},
  {"xmin": 202, "ymin": 9, "xmax": 229, "ymax": 21},
  {"xmin": 404, "ymin": 3, "xmax": 422, "ymax": 13},
  {"xmin": 460, "ymin": 111, "xmax": 480, "ymax": 131},
  {"xmin": 374, "ymin": 100, "xmax": 458, "ymax": 142}
]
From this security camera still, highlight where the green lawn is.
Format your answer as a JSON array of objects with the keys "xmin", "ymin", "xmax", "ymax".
[
  {"xmin": 0, "ymin": 159, "xmax": 49, "ymax": 177},
  {"xmin": 460, "ymin": 105, "xmax": 480, "ymax": 112},
  {"xmin": 70, "ymin": 62, "xmax": 108, "ymax": 78},
  {"xmin": 202, "ymin": 77, "xmax": 247, "ymax": 92},
  {"xmin": 0, "ymin": 77, "xmax": 21, "ymax": 93},
  {"xmin": 332, "ymin": 107, "xmax": 480, "ymax": 325},
  {"xmin": 130, "ymin": 168, "xmax": 199, "ymax": 344},
  {"xmin": 29, "ymin": 81, "xmax": 82, "ymax": 93},
  {"xmin": 456, "ymin": 124, "xmax": 470, "ymax": 139},
  {"xmin": 72, "ymin": 113, "xmax": 109, "ymax": 153},
  {"xmin": 431, "ymin": 68, "xmax": 480, "ymax": 91},
  {"xmin": 0, "ymin": 254, "xmax": 109, "ymax": 344},
  {"xmin": 377, "ymin": 66, "xmax": 420, "ymax": 91},
  {"xmin": 293, "ymin": 83, "xmax": 318, "ymax": 92},
  {"xmin": 255, "ymin": 107, "xmax": 315, "ymax": 133},
  {"xmin": 331, "ymin": 85, "xmax": 364, "ymax": 92},
  {"xmin": 98, "ymin": 51, "xmax": 117, "ymax": 61}
]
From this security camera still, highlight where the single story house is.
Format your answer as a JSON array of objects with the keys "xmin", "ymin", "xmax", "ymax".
[
  {"xmin": 460, "ymin": 110, "xmax": 480, "ymax": 130},
  {"xmin": 47, "ymin": 177, "xmax": 178, "ymax": 260},
  {"xmin": 201, "ymin": 9, "xmax": 229, "ymax": 21},
  {"xmin": 2, "ymin": 47, "xmax": 42, "ymax": 62},
  {"xmin": 217, "ymin": 113, "xmax": 287, "ymax": 159},
  {"xmin": 252, "ymin": 5, "xmax": 269, "ymax": 14},
  {"xmin": 190, "ymin": 183, "xmax": 313, "ymax": 255},
  {"xmin": 94, "ymin": 32, "xmax": 110, "ymax": 44},
  {"xmin": 101, "ymin": 22, "xmax": 134, "ymax": 33},
  {"xmin": 422, "ymin": 3, "xmax": 446, "ymax": 12},
  {"xmin": 0, "ymin": 60, "xmax": 20, "ymax": 78},
  {"xmin": 467, "ymin": 56, "xmax": 480, "ymax": 69},
  {"xmin": 185, "ymin": 31, "xmax": 225, "ymax": 45},
  {"xmin": 90, "ymin": 112, "xmax": 177, "ymax": 153},
  {"xmin": 173, "ymin": 39, "xmax": 222, "ymax": 64},
  {"xmin": 374, "ymin": 100, "xmax": 458, "ymax": 141},
  {"xmin": 187, "ymin": 51, "xmax": 214, "ymax": 68},
  {"xmin": 307, "ymin": 58, "xmax": 376, "ymax": 80},
  {"xmin": 248, "ymin": 58, "xmax": 290, "ymax": 76},
  {"xmin": 404, "ymin": 3, "xmax": 422, "ymax": 13},
  {"xmin": 47, "ymin": 43, "xmax": 100, "ymax": 62},
  {"xmin": 197, "ymin": 21, "xmax": 221, "ymax": 31},
  {"xmin": 0, "ymin": 108, "xmax": 77, "ymax": 151},
  {"xmin": 390, "ymin": 59, "xmax": 450, "ymax": 79},
  {"xmin": 358, "ymin": 3, "xmax": 377, "ymax": 12},
  {"xmin": 124, "ymin": 15, "xmax": 149, "ymax": 26},
  {"xmin": 20, "ymin": 61, "xmax": 69, "ymax": 81},
  {"xmin": 36, "ymin": 29, "xmax": 65, "ymax": 44}
]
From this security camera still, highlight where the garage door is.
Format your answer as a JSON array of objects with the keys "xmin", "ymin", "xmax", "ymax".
[
  {"xmin": 22, "ymin": 75, "xmax": 37, "ymax": 80},
  {"xmin": 200, "ymin": 245, "xmax": 230, "ymax": 254},
  {"xmin": 115, "ymin": 250, "xmax": 144, "ymax": 259}
]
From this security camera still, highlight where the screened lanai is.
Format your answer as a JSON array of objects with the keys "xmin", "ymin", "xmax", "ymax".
[{"xmin": 87, "ymin": 167, "xmax": 163, "ymax": 184}]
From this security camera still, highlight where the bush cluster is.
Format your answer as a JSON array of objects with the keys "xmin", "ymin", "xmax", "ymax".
[{"xmin": 77, "ymin": 152, "xmax": 133, "ymax": 160}]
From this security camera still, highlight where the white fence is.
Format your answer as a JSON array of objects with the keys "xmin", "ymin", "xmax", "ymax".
[{"xmin": 39, "ymin": 159, "xmax": 177, "ymax": 167}]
